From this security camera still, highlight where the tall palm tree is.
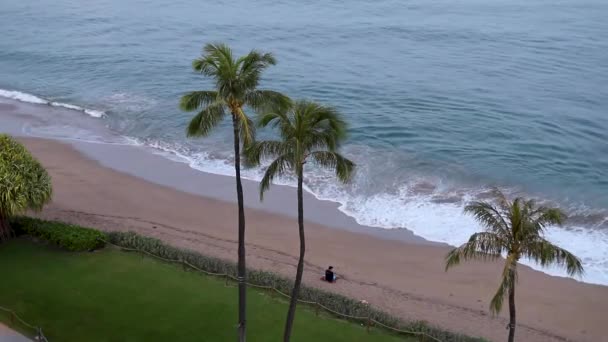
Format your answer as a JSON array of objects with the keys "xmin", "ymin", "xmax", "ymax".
[
  {"xmin": 180, "ymin": 43, "xmax": 289, "ymax": 342},
  {"xmin": 445, "ymin": 189, "xmax": 583, "ymax": 342},
  {"xmin": 246, "ymin": 100, "xmax": 354, "ymax": 342}
]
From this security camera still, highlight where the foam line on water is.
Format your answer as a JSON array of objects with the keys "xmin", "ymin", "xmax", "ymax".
[
  {"xmin": 0, "ymin": 89, "xmax": 105, "ymax": 118},
  {"xmin": 0, "ymin": 89, "xmax": 47, "ymax": 104}
]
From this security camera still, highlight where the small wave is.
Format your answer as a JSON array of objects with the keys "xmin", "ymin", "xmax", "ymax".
[
  {"xmin": 50, "ymin": 102, "xmax": 105, "ymax": 118},
  {"xmin": 0, "ymin": 89, "xmax": 47, "ymax": 104},
  {"xmin": 0, "ymin": 88, "xmax": 105, "ymax": 118}
]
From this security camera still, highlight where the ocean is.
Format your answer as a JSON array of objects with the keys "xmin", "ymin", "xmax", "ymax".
[{"xmin": 1, "ymin": 0, "xmax": 607, "ymax": 284}]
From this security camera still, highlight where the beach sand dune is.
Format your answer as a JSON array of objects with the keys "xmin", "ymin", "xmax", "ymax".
[{"xmin": 18, "ymin": 137, "xmax": 608, "ymax": 342}]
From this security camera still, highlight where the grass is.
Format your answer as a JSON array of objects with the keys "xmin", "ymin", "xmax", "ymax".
[{"xmin": 0, "ymin": 239, "xmax": 412, "ymax": 341}]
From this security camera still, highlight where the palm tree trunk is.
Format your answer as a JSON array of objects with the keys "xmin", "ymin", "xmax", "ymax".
[
  {"xmin": 232, "ymin": 115, "xmax": 247, "ymax": 342},
  {"xmin": 508, "ymin": 279, "xmax": 516, "ymax": 342},
  {"xmin": 283, "ymin": 170, "xmax": 305, "ymax": 342}
]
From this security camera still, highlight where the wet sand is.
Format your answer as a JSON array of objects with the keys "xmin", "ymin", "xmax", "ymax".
[{"xmin": 10, "ymin": 136, "xmax": 607, "ymax": 342}]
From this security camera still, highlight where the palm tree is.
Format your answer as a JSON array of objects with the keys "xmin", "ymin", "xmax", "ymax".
[
  {"xmin": 246, "ymin": 100, "xmax": 354, "ymax": 342},
  {"xmin": 445, "ymin": 189, "xmax": 583, "ymax": 342},
  {"xmin": 180, "ymin": 43, "xmax": 290, "ymax": 342}
]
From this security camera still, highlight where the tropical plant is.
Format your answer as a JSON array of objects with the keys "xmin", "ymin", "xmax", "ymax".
[
  {"xmin": 246, "ymin": 100, "xmax": 355, "ymax": 342},
  {"xmin": 445, "ymin": 189, "xmax": 583, "ymax": 342},
  {"xmin": 0, "ymin": 134, "xmax": 52, "ymax": 241},
  {"xmin": 180, "ymin": 43, "xmax": 290, "ymax": 341}
]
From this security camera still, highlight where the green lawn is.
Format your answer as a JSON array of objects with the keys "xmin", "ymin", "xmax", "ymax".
[{"xmin": 0, "ymin": 239, "xmax": 411, "ymax": 341}]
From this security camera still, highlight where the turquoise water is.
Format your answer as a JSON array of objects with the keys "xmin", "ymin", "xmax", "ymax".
[{"xmin": 1, "ymin": 0, "xmax": 607, "ymax": 283}]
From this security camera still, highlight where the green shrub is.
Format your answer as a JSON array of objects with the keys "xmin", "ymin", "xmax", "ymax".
[
  {"xmin": 0, "ymin": 134, "xmax": 52, "ymax": 241},
  {"xmin": 108, "ymin": 231, "xmax": 486, "ymax": 342},
  {"xmin": 11, "ymin": 217, "xmax": 105, "ymax": 251}
]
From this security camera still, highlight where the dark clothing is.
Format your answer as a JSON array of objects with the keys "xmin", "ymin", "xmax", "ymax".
[{"xmin": 325, "ymin": 269, "xmax": 335, "ymax": 282}]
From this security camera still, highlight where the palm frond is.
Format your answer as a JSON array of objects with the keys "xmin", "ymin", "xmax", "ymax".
[
  {"xmin": 239, "ymin": 50, "xmax": 276, "ymax": 74},
  {"xmin": 258, "ymin": 110, "xmax": 287, "ymax": 127},
  {"xmin": 179, "ymin": 91, "xmax": 219, "ymax": 111},
  {"xmin": 310, "ymin": 151, "xmax": 354, "ymax": 183},
  {"xmin": 490, "ymin": 187, "xmax": 511, "ymax": 212},
  {"xmin": 259, "ymin": 156, "xmax": 291, "ymax": 200},
  {"xmin": 306, "ymin": 102, "xmax": 347, "ymax": 141},
  {"xmin": 194, "ymin": 43, "xmax": 238, "ymax": 95},
  {"xmin": 510, "ymin": 197, "xmax": 525, "ymax": 239},
  {"xmin": 533, "ymin": 207, "xmax": 567, "ymax": 228},
  {"xmin": 244, "ymin": 90, "xmax": 291, "ymax": 114},
  {"xmin": 237, "ymin": 51, "xmax": 277, "ymax": 90},
  {"xmin": 192, "ymin": 43, "xmax": 232, "ymax": 77},
  {"xmin": 523, "ymin": 238, "xmax": 584, "ymax": 276},
  {"xmin": 244, "ymin": 141, "xmax": 290, "ymax": 167},
  {"xmin": 192, "ymin": 55, "xmax": 220, "ymax": 77},
  {"xmin": 236, "ymin": 110, "xmax": 256, "ymax": 146},
  {"xmin": 186, "ymin": 102, "xmax": 226, "ymax": 137},
  {"xmin": 294, "ymin": 100, "xmax": 347, "ymax": 150},
  {"xmin": 445, "ymin": 232, "xmax": 505, "ymax": 271},
  {"xmin": 464, "ymin": 201, "xmax": 511, "ymax": 237},
  {"xmin": 517, "ymin": 205, "xmax": 566, "ymax": 242},
  {"xmin": 489, "ymin": 254, "xmax": 517, "ymax": 314},
  {"xmin": 203, "ymin": 43, "xmax": 234, "ymax": 69},
  {"xmin": 258, "ymin": 110, "xmax": 295, "ymax": 140}
]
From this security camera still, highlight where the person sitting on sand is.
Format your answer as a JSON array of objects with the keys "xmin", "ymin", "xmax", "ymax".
[{"xmin": 323, "ymin": 266, "xmax": 337, "ymax": 283}]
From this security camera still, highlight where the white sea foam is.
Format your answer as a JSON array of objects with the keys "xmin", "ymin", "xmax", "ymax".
[
  {"xmin": 50, "ymin": 102, "xmax": 105, "ymax": 118},
  {"xmin": 0, "ymin": 89, "xmax": 48, "ymax": 104},
  {"xmin": 0, "ymin": 89, "xmax": 105, "ymax": 118}
]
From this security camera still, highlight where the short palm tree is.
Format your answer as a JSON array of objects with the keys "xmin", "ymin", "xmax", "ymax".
[
  {"xmin": 445, "ymin": 189, "xmax": 583, "ymax": 342},
  {"xmin": 246, "ymin": 100, "xmax": 354, "ymax": 342},
  {"xmin": 180, "ymin": 43, "xmax": 289, "ymax": 342}
]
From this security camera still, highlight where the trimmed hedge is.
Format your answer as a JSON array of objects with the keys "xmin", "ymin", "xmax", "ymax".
[
  {"xmin": 107, "ymin": 231, "xmax": 487, "ymax": 342},
  {"xmin": 11, "ymin": 217, "xmax": 105, "ymax": 252}
]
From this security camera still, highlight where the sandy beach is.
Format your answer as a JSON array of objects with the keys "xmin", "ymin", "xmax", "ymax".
[{"xmin": 7, "ymin": 136, "xmax": 604, "ymax": 342}]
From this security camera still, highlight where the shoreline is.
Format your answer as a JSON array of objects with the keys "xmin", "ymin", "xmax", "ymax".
[
  {"xmin": 70, "ymin": 134, "xmax": 437, "ymax": 246},
  {"xmin": 2, "ymin": 95, "xmax": 607, "ymax": 285},
  {"xmin": 7, "ymin": 136, "xmax": 607, "ymax": 341},
  {"xmin": 0, "ymin": 96, "xmax": 435, "ymax": 246}
]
